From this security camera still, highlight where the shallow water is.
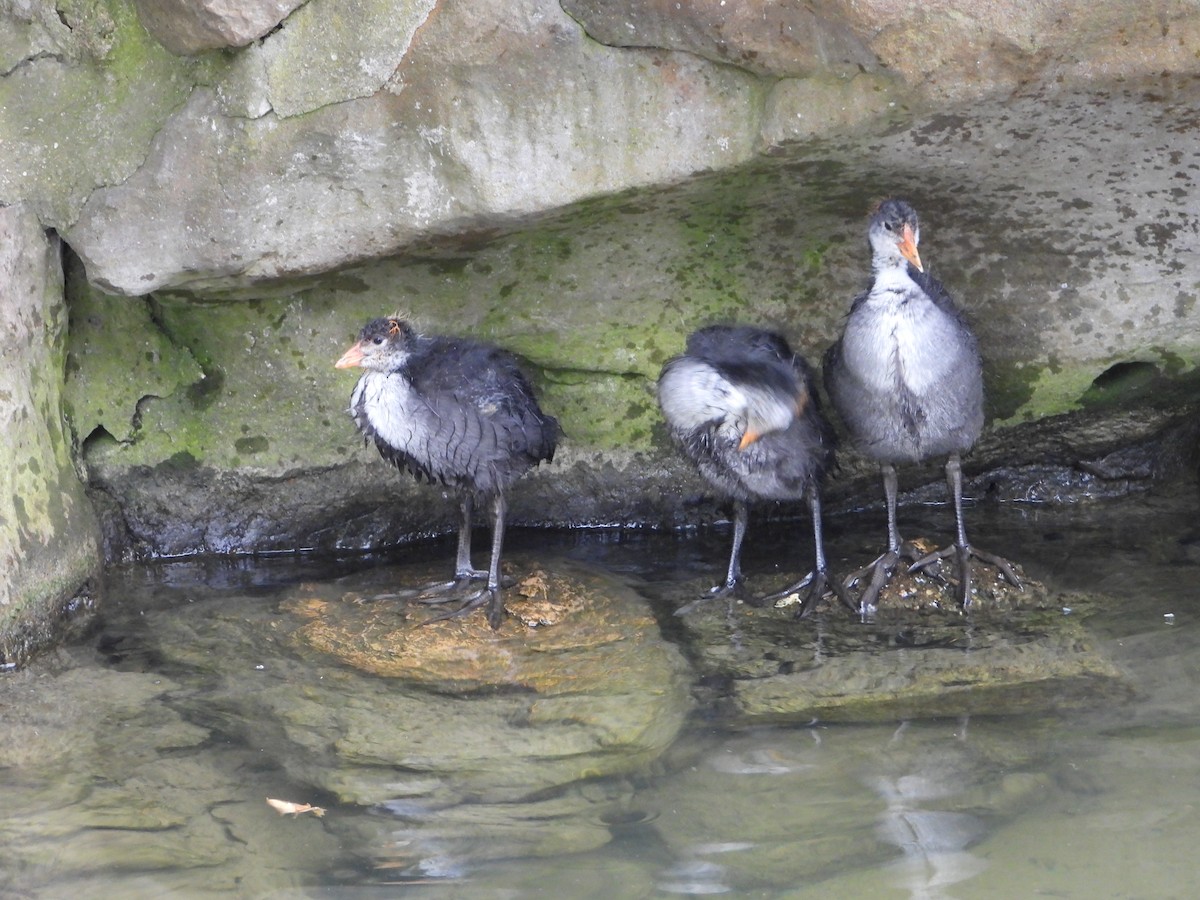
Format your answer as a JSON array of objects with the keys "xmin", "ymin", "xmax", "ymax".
[{"xmin": 3, "ymin": 484, "xmax": 1200, "ymax": 899}]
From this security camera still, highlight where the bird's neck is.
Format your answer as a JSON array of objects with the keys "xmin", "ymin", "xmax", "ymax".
[{"xmin": 870, "ymin": 260, "xmax": 919, "ymax": 297}]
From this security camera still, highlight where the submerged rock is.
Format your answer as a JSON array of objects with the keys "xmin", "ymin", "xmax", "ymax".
[
  {"xmin": 271, "ymin": 561, "xmax": 693, "ymax": 798},
  {"xmin": 156, "ymin": 557, "xmax": 695, "ymax": 861},
  {"xmin": 0, "ymin": 654, "xmax": 338, "ymax": 897},
  {"xmin": 641, "ymin": 720, "xmax": 1059, "ymax": 893},
  {"xmin": 669, "ymin": 544, "xmax": 1131, "ymax": 725}
]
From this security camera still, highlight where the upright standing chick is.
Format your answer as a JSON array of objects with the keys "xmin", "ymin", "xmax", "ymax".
[
  {"xmin": 335, "ymin": 317, "xmax": 559, "ymax": 629},
  {"xmin": 824, "ymin": 199, "xmax": 1019, "ymax": 610},
  {"xmin": 658, "ymin": 325, "xmax": 848, "ymax": 617}
]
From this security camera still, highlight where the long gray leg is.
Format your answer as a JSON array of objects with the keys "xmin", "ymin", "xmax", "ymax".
[
  {"xmin": 756, "ymin": 485, "xmax": 853, "ymax": 617},
  {"xmin": 422, "ymin": 492, "xmax": 510, "ymax": 629},
  {"xmin": 415, "ymin": 493, "xmax": 489, "ymax": 603},
  {"xmin": 909, "ymin": 453, "xmax": 1023, "ymax": 607},
  {"xmin": 452, "ymin": 494, "xmax": 481, "ymax": 579},
  {"xmin": 722, "ymin": 499, "xmax": 749, "ymax": 593},
  {"xmin": 843, "ymin": 463, "xmax": 904, "ymax": 612},
  {"xmin": 675, "ymin": 500, "xmax": 749, "ymax": 616},
  {"xmin": 483, "ymin": 492, "xmax": 508, "ymax": 629}
]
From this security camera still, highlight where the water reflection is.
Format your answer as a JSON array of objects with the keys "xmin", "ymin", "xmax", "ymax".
[
  {"xmin": 873, "ymin": 722, "xmax": 990, "ymax": 899},
  {"xmin": 1, "ymin": 485, "xmax": 1198, "ymax": 898}
]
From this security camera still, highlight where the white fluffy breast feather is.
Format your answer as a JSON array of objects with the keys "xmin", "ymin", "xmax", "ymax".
[
  {"xmin": 354, "ymin": 371, "xmax": 421, "ymax": 452},
  {"xmin": 845, "ymin": 270, "xmax": 964, "ymax": 397}
]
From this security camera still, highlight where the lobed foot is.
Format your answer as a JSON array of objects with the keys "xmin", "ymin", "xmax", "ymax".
[
  {"xmin": 908, "ymin": 543, "xmax": 1023, "ymax": 608},
  {"xmin": 675, "ymin": 580, "xmax": 743, "ymax": 617},
  {"xmin": 756, "ymin": 569, "xmax": 857, "ymax": 619},
  {"xmin": 844, "ymin": 550, "xmax": 898, "ymax": 614},
  {"xmin": 843, "ymin": 541, "xmax": 927, "ymax": 613},
  {"xmin": 419, "ymin": 586, "xmax": 507, "ymax": 630},
  {"xmin": 403, "ymin": 571, "xmax": 514, "ymax": 604}
]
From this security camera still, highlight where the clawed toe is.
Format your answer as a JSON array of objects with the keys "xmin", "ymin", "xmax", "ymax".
[
  {"xmin": 843, "ymin": 549, "xmax": 902, "ymax": 614},
  {"xmin": 675, "ymin": 580, "xmax": 742, "ymax": 616},
  {"xmin": 419, "ymin": 586, "xmax": 506, "ymax": 629},
  {"xmin": 408, "ymin": 571, "xmax": 515, "ymax": 604},
  {"xmin": 969, "ymin": 547, "xmax": 1023, "ymax": 590},
  {"xmin": 908, "ymin": 543, "xmax": 1023, "ymax": 608},
  {"xmin": 757, "ymin": 569, "xmax": 856, "ymax": 619},
  {"xmin": 411, "ymin": 574, "xmax": 488, "ymax": 604}
]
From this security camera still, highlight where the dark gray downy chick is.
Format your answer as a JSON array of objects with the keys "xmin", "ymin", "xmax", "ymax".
[
  {"xmin": 823, "ymin": 199, "xmax": 1021, "ymax": 610},
  {"xmin": 335, "ymin": 317, "xmax": 560, "ymax": 629},
  {"xmin": 658, "ymin": 325, "xmax": 851, "ymax": 618}
]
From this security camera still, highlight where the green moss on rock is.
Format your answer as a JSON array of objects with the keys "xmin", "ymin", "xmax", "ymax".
[
  {"xmin": 0, "ymin": 0, "xmax": 198, "ymax": 225},
  {"xmin": 64, "ymin": 256, "xmax": 205, "ymax": 444}
]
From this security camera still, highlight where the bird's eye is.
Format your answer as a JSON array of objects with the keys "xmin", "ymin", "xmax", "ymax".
[
  {"xmin": 882, "ymin": 221, "xmax": 893, "ymax": 232},
  {"xmin": 372, "ymin": 337, "xmax": 384, "ymax": 345}
]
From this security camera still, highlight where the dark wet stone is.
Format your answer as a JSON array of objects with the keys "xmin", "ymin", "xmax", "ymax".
[{"xmin": 673, "ymin": 547, "xmax": 1131, "ymax": 725}]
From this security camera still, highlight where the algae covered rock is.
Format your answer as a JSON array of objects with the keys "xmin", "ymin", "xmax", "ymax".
[
  {"xmin": 0, "ymin": 205, "xmax": 101, "ymax": 667},
  {"xmin": 671, "ymin": 549, "xmax": 1131, "ymax": 725},
  {"xmin": 273, "ymin": 559, "xmax": 693, "ymax": 800},
  {"xmin": 258, "ymin": 560, "xmax": 692, "ymax": 863}
]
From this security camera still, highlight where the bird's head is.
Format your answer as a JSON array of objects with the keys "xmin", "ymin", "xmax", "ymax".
[
  {"xmin": 334, "ymin": 316, "xmax": 416, "ymax": 371},
  {"xmin": 868, "ymin": 198, "xmax": 923, "ymax": 273}
]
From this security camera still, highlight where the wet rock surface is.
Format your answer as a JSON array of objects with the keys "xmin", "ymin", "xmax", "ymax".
[
  {"xmin": 1, "ymin": 487, "xmax": 1196, "ymax": 895},
  {"xmin": 95, "ymin": 555, "xmax": 692, "ymax": 868},
  {"xmin": 263, "ymin": 560, "xmax": 695, "ymax": 810},
  {"xmin": 664, "ymin": 540, "xmax": 1130, "ymax": 725},
  {"xmin": 0, "ymin": 654, "xmax": 339, "ymax": 896}
]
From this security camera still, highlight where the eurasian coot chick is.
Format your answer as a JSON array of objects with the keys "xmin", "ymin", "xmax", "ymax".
[
  {"xmin": 658, "ymin": 325, "xmax": 849, "ymax": 617},
  {"xmin": 335, "ymin": 316, "xmax": 559, "ymax": 629},
  {"xmin": 824, "ymin": 199, "xmax": 1020, "ymax": 610}
]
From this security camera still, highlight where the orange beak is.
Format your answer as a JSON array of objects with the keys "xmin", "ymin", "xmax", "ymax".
[
  {"xmin": 737, "ymin": 386, "xmax": 809, "ymax": 452},
  {"xmin": 334, "ymin": 341, "xmax": 365, "ymax": 369},
  {"xmin": 738, "ymin": 430, "xmax": 761, "ymax": 451},
  {"xmin": 794, "ymin": 386, "xmax": 809, "ymax": 418},
  {"xmin": 898, "ymin": 224, "xmax": 923, "ymax": 272}
]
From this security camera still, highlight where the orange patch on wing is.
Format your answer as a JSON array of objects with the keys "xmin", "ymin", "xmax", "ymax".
[{"xmin": 794, "ymin": 384, "xmax": 809, "ymax": 417}]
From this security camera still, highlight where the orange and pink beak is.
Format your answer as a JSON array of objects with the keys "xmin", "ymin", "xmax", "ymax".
[
  {"xmin": 898, "ymin": 223, "xmax": 923, "ymax": 272},
  {"xmin": 334, "ymin": 341, "xmax": 365, "ymax": 369}
]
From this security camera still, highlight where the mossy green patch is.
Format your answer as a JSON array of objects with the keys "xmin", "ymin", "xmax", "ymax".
[
  {"xmin": 77, "ymin": 291, "xmax": 364, "ymax": 472},
  {"xmin": 63, "ymin": 255, "xmax": 205, "ymax": 444},
  {"xmin": 985, "ymin": 360, "xmax": 1041, "ymax": 423},
  {"xmin": 989, "ymin": 348, "xmax": 1200, "ymax": 425}
]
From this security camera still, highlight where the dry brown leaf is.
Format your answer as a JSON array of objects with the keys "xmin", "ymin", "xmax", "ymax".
[{"xmin": 266, "ymin": 797, "xmax": 326, "ymax": 817}]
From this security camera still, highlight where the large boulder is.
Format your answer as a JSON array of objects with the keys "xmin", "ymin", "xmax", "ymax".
[
  {"xmin": 1, "ymin": 0, "xmax": 1199, "ymax": 648},
  {"xmin": 4, "ymin": 0, "xmax": 1192, "ymax": 295},
  {"xmin": 63, "ymin": 73, "xmax": 1200, "ymax": 557},
  {"xmin": 132, "ymin": 0, "xmax": 308, "ymax": 56},
  {"xmin": 0, "ymin": 205, "xmax": 102, "ymax": 666},
  {"xmin": 565, "ymin": 0, "xmax": 1200, "ymax": 101},
  {"xmin": 59, "ymin": 0, "xmax": 763, "ymax": 295}
]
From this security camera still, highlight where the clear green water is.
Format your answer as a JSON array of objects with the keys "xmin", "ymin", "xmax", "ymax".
[{"xmin": 2, "ymin": 484, "xmax": 1199, "ymax": 899}]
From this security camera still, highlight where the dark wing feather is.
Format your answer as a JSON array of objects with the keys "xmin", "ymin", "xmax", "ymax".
[{"xmin": 405, "ymin": 336, "xmax": 559, "ymax": 490}]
